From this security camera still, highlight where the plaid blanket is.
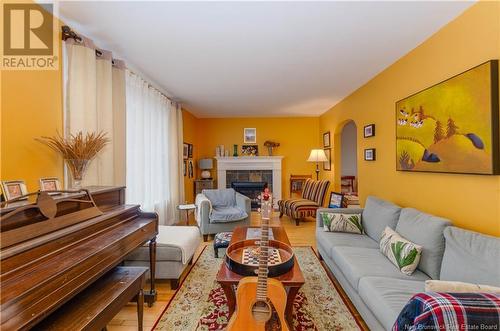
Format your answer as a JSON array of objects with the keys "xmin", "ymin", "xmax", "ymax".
[{"xmin": 393, "ymin": 292, "xmax": 500, "ymax": 331}]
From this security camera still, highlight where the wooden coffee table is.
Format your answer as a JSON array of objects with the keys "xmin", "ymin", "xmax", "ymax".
[{"xmin": 216, "ymin": 226, "xmax": 305, "ymax": 326}]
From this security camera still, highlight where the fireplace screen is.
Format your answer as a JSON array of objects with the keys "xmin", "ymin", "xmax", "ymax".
[{"xmin": 231, "ymin": 181, "xmax": 268, "ymax": 210}]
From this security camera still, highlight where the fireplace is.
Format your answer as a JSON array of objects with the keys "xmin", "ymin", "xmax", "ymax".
[
  {"xmin": 231, "ymin": 181, "xmax": 268, "ymax": 210},
  {"xmin": 215, "ymin": 156, "xmax": 283, "ymax": 209}
]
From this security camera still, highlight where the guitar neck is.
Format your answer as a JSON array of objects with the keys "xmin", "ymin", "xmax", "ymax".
[{"xmin": 256, "ymin": 192, "xmax": 272, "ymax": 301}]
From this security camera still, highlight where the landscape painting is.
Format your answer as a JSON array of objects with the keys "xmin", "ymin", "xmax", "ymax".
[{"xmin": 396, "ymin": 60, "xmax": 499, "ymax": 175}]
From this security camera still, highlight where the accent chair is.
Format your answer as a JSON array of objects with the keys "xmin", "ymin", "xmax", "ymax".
[
  {"xmin": 195, "ymin": 188, "xmax": 251, "ymax": 241},
  {"xmin": 278, "ymin": 178, "xmax": 330, "ymax": 225}
]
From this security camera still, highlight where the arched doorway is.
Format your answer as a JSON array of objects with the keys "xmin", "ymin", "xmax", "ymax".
[{"xmin": 340, "ymin": 121, "xmax": 358, "ymax": 194}]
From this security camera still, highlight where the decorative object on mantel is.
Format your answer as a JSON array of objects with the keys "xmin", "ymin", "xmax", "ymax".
[
  {"xmin": 199, "ymin": 158, "xmax": 213, "ymax": 179},
  {"xmin": 216, "ymin": 145, "xmax": 226, "ymax": 157},
  {"xmin": 241, "ymin": 145, "xmax": 258, "ymax": 156},
  {"xmin": 323, "ymin": 148, "xmax": 332, "ymax": 171},
  {"xmin": 364, "ymin": 124, "xmax": 375, "ymax": 138},
  {"xmin": 1, "ymin": 180, "xmax": 28, "ymax": 201},
  {"xmin": 264, "ymin": 141, "xmax": 280, "ymax": 156},
  {"xmin": 233, "ymin": 144, "xmax": 238, "ymax": 157},
  {"xmin": 323, "ymin": 131, "xmax": 331, "ymax": 148},
  {"xmin": 36, "ymin": 131, "xmax": 110, "ymax": 189},
  {"xmin": 307, "ymin": 149, "xmax": 328, "ymax": 180},
  {"xmin": 243, "ymin": 128, "xmax": 256, "ymax": 143},
  {"xmin": 39, "ymin": 177, "xmax": 62, "ymax": 195},
  {"xmin": 396, "ymin": 60, "xmax": 499, "ymax": 175},
  {"xmin": 364, "ymin": 148, "xmax": 376, "ymax": 161}
]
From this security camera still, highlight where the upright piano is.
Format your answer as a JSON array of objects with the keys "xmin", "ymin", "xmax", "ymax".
[{"xmin": 0, "ymin": 186, "xmax": 158, "ymax": 330}]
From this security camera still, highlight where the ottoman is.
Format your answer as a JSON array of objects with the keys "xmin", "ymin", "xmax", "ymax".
[
  {"xmin": 124, "ymin": 225, "xmax": 201, "ymax": 289},
  {"xmin": 214, "ymin": 232, "xmax": 233, "ymax": 258}
]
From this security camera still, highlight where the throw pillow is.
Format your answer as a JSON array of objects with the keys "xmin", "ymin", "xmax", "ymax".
[
  {"xmin": 425, "ymin": 280, "xmax": 500, "ymax": 293},
  {"xmin": 321, "ymin": 212, "xmax": 363, "ymax": 234},
  {"xmin": 380, "ymin": 227, "xmax": 422, "ymax": 275}
]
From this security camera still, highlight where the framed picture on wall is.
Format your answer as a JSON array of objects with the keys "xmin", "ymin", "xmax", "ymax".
[
  {"xmin": 323, "ymin": 131, "xmax": 331, "ymax": 147},
  {"xmin": 183, "ymin": 143, "xmax": 189, "ymax": 160},
  {"xmin": 244, "ymin": 128, "xmax": 257, "ymax": 143},
  {"xmin": 188, "ymin": 143, "xmax": 193, "ymax": 158},
  {"xmin": 183, "ymin": 160, "xmax": 187, "ymax": 176},
  {"xmin": 1, "ymin": 180, "xmax": 28, "ymax": 201},
  {"xmin": 364, "ymin": 148, "xmax": 376, "ymax": 161},
  {"xmin": 188, "ymin": 160, "xmax": 194, "ymax": 178},
  {"xmin": 396, "ymin": 60, "xmax": 499, "ymax": 174},
  {"xmin": 364, "ymin": 124, "xmax": 375, "ymax": 138},
  {"xmin": 323, "ymin": 148, "xmax": 332, "ymax": 171}
]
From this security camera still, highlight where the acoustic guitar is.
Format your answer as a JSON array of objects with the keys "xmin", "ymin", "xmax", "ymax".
[{"xmin": 227, "ymin": 188, "xmax": 290, "ymax": 331}]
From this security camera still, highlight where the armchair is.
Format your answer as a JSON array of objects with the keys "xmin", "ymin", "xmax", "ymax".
[{"xmin": 195, "ymin": 188, "xmax": 251, "ymax": 241}]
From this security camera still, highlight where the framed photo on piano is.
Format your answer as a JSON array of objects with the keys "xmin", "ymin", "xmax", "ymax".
[
  {"xmin": 1, "ymin": 180, "xmax": 28, "ymax": 201},
  {"xmin": 39, "ymin": 177, "xmax": 62, "ymax": 195}
]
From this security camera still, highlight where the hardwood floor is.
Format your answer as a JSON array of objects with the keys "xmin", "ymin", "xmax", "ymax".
[{"xmin": 108, "ymin": 212, "xmax": 317, "ymax": 331}]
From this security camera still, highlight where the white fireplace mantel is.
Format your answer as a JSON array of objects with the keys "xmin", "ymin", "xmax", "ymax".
[{"xmin": 215, "ymin": 156, "xmax": 283, "ymax": 207}]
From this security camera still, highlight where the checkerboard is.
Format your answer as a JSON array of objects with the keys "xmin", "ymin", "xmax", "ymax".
[{"xmin": 242, "ymin": 247, "xmax": 282, "ymax": 266}]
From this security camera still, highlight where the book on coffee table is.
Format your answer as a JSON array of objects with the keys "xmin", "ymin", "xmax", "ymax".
[{"xmin": 246, "ymin": 228, "xmax": 274, "ymax": 240}]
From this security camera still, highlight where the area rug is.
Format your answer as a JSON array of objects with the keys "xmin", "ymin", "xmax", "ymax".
[{"xmin": 152, "ymin": 246, "xmax": 364, "ymax": 331}]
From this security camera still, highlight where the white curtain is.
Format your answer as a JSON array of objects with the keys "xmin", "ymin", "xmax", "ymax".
[
  {"xmin": 125, "ymin": 71, "xmax": 184, "ymax": 225},
  {"xmin": 64, "ymin": 39, "xmax": 126, "ymax": 187}
]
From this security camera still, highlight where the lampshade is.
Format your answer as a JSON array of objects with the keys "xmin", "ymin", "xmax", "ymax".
[
  {"xmin": 307, "ymin": 149, "xmax": 328, "ymax": 162},
  {"xmin": 198, "ymin": 158, "xmax": 213, "ymax": 170}
]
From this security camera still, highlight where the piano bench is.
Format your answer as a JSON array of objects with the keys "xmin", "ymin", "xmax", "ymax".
[
  {"xmin": 36, "ymin": 266, "xmax": 148, "ymax": 331},
  {"xmin": 124, "ymin": 225, "xmax": 201, "ymax": 290}
]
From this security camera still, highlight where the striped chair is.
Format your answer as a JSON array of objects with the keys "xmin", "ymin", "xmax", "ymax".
[{"xmin": 278, "ymin": 179, "xmax": 330, "ymax": 226}]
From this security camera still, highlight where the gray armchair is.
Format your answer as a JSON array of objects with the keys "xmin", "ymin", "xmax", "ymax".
[{"xmin": 195, "ymin": 188, "xmax": 251, "ymax": 241}]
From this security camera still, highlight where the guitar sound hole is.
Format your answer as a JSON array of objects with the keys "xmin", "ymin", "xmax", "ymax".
[{"xmin": 251, "ymin": 300, "xmax": 271, "ymax": 322}]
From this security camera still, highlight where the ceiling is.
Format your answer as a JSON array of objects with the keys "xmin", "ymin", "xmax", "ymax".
[{"xmin": 58, "ymin": 1, "xmax": 473, "ymax": 118}]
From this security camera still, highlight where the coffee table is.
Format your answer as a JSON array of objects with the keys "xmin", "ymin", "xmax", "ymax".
[{"xmin": 216, "ymin": 226, "xmax": 305, "ymax": 326}]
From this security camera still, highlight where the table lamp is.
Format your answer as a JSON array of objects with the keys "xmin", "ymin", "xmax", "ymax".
[
  {"xmin": 307, "ymin": 149, "xmax": 328, "ymax": 180},
  {"xmin": 198, "ymin": 158, "xmax": 213, "ymax": 179}
]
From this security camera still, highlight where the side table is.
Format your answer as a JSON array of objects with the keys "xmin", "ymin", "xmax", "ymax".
[{"xmin": 178, "ymin": 203, "xmax": 196, "ymax": 225}]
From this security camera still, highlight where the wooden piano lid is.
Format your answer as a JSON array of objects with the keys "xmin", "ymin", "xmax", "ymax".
[{"xmin": 0, "ymin": 186, "xmax": 125, "ymax": 213}]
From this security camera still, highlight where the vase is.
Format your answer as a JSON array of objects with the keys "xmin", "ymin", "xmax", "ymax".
[
  {"xmin": 267, "ymin": 146, "xmax": 273, "ymax": 156},
  {"xmin": 233, "ymin": 144, "xmax": 238, "ymax": 157},
  {"xmin": 65, "ymin": 159, "xmax": 90, "ymax": 189}
]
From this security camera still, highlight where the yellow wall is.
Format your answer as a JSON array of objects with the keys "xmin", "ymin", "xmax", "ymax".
[
  {"xmin": 182, "ymin": 109, "xmax": 199, "ymax": 202},
  {"xmin": 196, "ymin": 117, "xmax": 320, "ymax": 199},
  {"xmin": 319, "ymin": 1, "xmax": 500, "ymax": 236},
  {"xmin": 1, "ymin": 22, "xmax": 63, "ymax": 193}
]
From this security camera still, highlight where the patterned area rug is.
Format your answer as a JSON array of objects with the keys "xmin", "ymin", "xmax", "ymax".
[{"xmin": 153, "ymin": 246, "xmax": 363, "ymax": 331}]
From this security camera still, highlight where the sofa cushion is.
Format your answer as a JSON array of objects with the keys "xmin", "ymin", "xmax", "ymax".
[
  {"xmin": 320, "ymin": 212, "xmax": 363, "ymax": 234},
  {"xmin": 380, "ymin": 227, "xmax": 422, "ymax": 276},
  {"xmin": 440, "ymin": 226, "xmax": 500, "ymax": 287},
  {"xmin": 210, "ymin": 206, "xmax": 248, "ymax": 223},
  {"xmin": 362, "ymin": 196, "xmax": 402, "ymax": 242},
  {"xmin": 359, "ymin": 277, "xmax": 425, "ymax": 330},
  {"xmin": 126, "ymin": 226, "xmax": 201, "ymax": 263},
  {"xmin": 331, "ymin": 246, "xmax": 430, "ymax": 290},
  {"xmin": 316, "ymin": 230, "xmax": 379, "ymax": 256},
  {"xmin": 396, "ymin": 208, "xmax": 451, "ymax": 279}
]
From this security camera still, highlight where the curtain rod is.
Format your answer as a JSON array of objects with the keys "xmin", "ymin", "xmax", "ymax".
[{"xmin": 62, "ymin": 25, "xmax": 180, "ymax": 106}]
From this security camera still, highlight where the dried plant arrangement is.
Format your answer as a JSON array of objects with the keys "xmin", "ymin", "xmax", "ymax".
[
  {"xmin": 36, "ymin": 131, "xmax": 110, "ymax": 188},
  {"xmin": 264, "ymin": 140, "xmax": 280, "ymax": 156}
]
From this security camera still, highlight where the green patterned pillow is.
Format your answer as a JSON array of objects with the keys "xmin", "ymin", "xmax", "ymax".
[
  {"xmin": 380, "ymin": 227, "xmax": 422, "ymax": 275},
  {"xmin": 321, "ymin": 212, "xmax": 363, "ymax": 234}
]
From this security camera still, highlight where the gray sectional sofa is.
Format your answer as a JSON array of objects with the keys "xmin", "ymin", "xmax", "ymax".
[{"xmin": 316, "ymin": 196, "xmax": 500, "ymax": 331}]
